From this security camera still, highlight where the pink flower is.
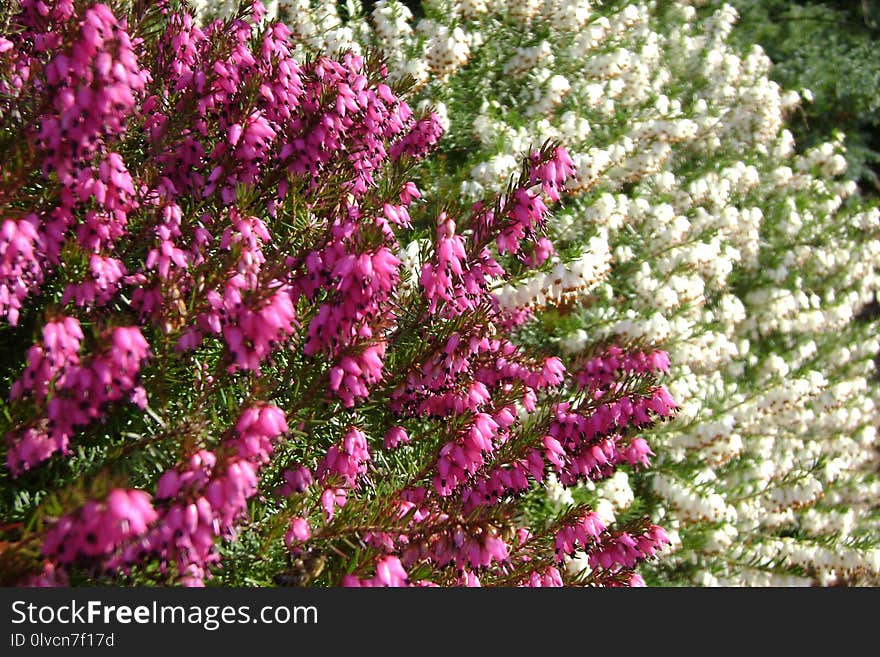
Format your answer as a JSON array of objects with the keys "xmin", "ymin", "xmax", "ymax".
[
  {"xmin": 3, "ymin": 1, "xmax": 675, "ymax": 589},
  {"xmin": 317, "ymin": 427, "xmax": 371, "ymax": 490},
  {"xmin": 279, "ymin": 465, "xmax": 313, "ymax": 496},
  {"xmin": 530, "ymin": 146, "xmax": 576, "ymax": 203},
  {"xmin": 0, "ymin": 216, "xmax": 44, "ymax": 325},
  {"xmin": 343, "ymin": 556, "xmax": 412, "ymax": 587},
  {"xmin": 41, "ymin": 489, "xmax": 157, "ymax": 565},
  {"xmin": 320, "ymin": 487, "xmax": 347, "ymax": 521},
  {"xmin": 389, "ymin": 112, "xmax": 444, "ymax": 162},
  {"xmin": 521, "ymin": 567, "xmax": 564, "ymax": 587},
  {"xmin": 234, "ymin": 403, "xmax": 287, "ymax": 463},
  {"xmin": 284, "ymin": 518, "xmax": 311, "ymax": 547},
  {"xmin": 130, "ymin": 386, "xmax": 148, "ymax": 409},
  {"xmin": 5, "ymin": 322, "xmax": 150, "ymax": 474},
  {"xmin": 384, "ymin": 426, "xmax": 409, "ymax": 449}
]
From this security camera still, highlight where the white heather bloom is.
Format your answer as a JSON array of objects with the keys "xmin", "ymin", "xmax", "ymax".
[
  {"xmin": 373, "ymin": 0, "xmax": 415, "ymax": 55},
  {"xmin": 494, "ymin": 232, "xmax": 611, "ymax": 311},
  {"xmin": 596, "ymin": 471, "xmax": 635, "ymax": 513},
  {"xmin": 424, "ymin": 25, "xmax": 471, "ymax": 81},
  {"xmin": 564, "ymin": 550, "xmax": 592, "ymax": 577},
  {"xmin": 504, "ymin": 41, "xmax": 554, "ymax": 77},
  {"xmin": 397, "ymin": 238, "xmax": 431, "ymax": 288},
  {"xmin": 544, "ymin": 472, "xmax": 575, "ymax": 508},
  {"xmin": 469, "ymin": 153, "xmax": 520, "ymax": 194},
  {"xmin": 651, "ymin": 473, "xmax": 737, "ymax": 524},
  {"xmin": 594, "ymin": 498, "xmax": 616, "ymax": 527},
  {"xmin": 704, "ymin": 524, "xmax": 737, "ymax": 554},
  {"xmin": 530, "ymin": 74, "xmax": 571, "ymax": 117},
  {"xmin": 506, "ymin": 0, "xmax": 543, "ymax": 26}
]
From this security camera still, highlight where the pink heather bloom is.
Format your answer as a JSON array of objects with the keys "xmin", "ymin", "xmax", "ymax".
[
  {"xmin": 459, "ymin": 570, "xmax": 482, "ymax": 587},
  {"xmin": 374, "ymin": 555, "xmax": 411, "ymax": 586},
  {"xmin": 20, "ymin": 562, "xmax": 69, "ymax": 588},
  {"xmin": 627, "ymin": 573, "xmax": 647, "ymax": 587},
  {"xmin": 190, "ymin": 208, "xmax": 300, "ymax": 372},
  {"xmin": 543, "ymin": 435, "xmax": 566, "ymax": 469},
  {"xmin": 522, "ymin": 567, "xmax": 565, "ymax": 587},
  {"xmin": 576, "ymin": 347, "xmax": 671, "ymax": 390},
  {"xmin": 320, "ymin": 487, "xmax": 347, "ymax": 521},
  {"xmin": 399, "ymin": 181, "xmax": 421, "ymax": 205},
  {"xmin": 42, "ymin": 489, "xmax": 157, "ymax": 565},
  {"xmin": 133, "ymin": 442, "xmax": 268, "ymax": 583},
  {"xmin": 622, "ymin": 437, "xmax": 654, "ymax": 468},
  {"xmin": 0, "ymin": 3, "xmax": 149, "ymax": 325},
  {"xmin": 530, "ymin": 147, "xmax": 576, "ymax": 203},
  {"xmin": 10, "ymin": 316, "xmax": 83, "ymax": 402},
  {"xmin": 285, "ymin": 518, "xmax": 311, "ymax": 547},
  {"xmin": 383, "ymin": 202, "xmax": 411, "ymax": 228},
  {"xmin": 383, "ymin": 426, "xmax": 409, "ymax": 449},
  {"xmin": 6, "ymin": 427, "xmax": 62, "ymax": 477},
  {"xmin": 6, "ymin": 323, "xmax": 150, "ymax": 475},
  {"xmin": 343, "ymin": 556, "xmax": 413, "ymax": 587},
  {"xmin": 389, "ymin": 112, "xmax": 444, "ymax": 162},
  {"xmin": 420, "ymin": 213, "xmax": 504, "ymax": 318},
  {"xmin": 0, "ymin": 216, "xmax": 43, "ymax": 325},
  {"xmin": 524, "ymin": 236, "xmax": 555, "ymax": 268},
  {"xmin": 317, "ymin": 427, "xmax": 371, "ymax": 489},
  {"xmin": 541, "ymin": 357, "xmax": 566, "ymax": 386},
  {"xmin": 554, "ymin": 512, "xmax": 607, "ymax": 559},
  {"xmin": 278, "ymin": 465, "xmax": 314, "ymax": 496},
  {"xmin": 233, "ymin": 403, "xmax": 288, "ymax": 463},
  {"xmin": 587, "ymin": 525, "xmax": 670, "ymax": 574},
  {"xmin": 497, "ymin": 188, "xmax": 549, "ymax": 256},
  {"xmin": 328, "ymin": 342, "xmax": 388, "ymax": 407},
  {"xmin": 130, "ymin": 386, "xmax": 148, "ymax": 409}
]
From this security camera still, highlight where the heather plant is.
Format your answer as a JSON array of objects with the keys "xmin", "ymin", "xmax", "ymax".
[
  {"xmin": 0, "ymin": 0, "xmax": 674, "ymax": 587},
  {"xmin": 249, "ymin": 0, "xmax": 880, "ymax": 585},
  {"xmin": 726, "ymin": 0, "xmax": 880, "ymax": 189}
]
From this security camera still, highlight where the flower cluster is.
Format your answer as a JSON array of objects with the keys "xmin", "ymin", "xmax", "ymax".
[
  {"xmin": 42, "ymin": 489, "xmax": 158, "ymax": 565},
  {"xmin": 131, "ymin": 404, "xmax": 288, "ymax": 586},
  {"xmin": 250, "ymin": 0, "xmax": 880, "ymax": 585},
  {"xmin": 0, "ymin": 1, "xmax": 148, "ymax": 326},
  {"xmin": 1, "ymin": 1, "xmax": 671, "ymax": 588},
  {"xmin": 7, "ymin": 320, "xmax": 149, "ymax": 475}
]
